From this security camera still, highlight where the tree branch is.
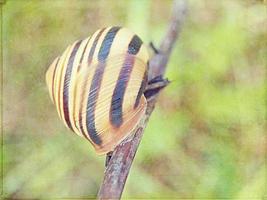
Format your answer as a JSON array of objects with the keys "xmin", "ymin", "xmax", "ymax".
[{"xmin": 97, "ymin": 1, "xmax": 187, "ymax": 199}]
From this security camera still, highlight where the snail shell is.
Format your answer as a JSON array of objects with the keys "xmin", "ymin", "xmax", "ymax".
[{"xmin": 46, "ymin": 26, "xmax": 149, "ymax": 154}]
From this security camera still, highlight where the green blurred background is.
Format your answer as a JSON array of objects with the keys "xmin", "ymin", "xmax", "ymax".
[{"xmin": 2, "ymin": 0, "xmax": 266, "ymax": 199}]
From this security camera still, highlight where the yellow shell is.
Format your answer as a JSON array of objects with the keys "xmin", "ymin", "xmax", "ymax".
[{"xmin": 46, "ymin": 26, "xmax": 150, "ymax": 154}]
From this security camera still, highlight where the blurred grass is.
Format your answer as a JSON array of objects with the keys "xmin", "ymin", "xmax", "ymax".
[{"xmin": 2, "ymin": 0, "xmax": 266, "ymax": 199}]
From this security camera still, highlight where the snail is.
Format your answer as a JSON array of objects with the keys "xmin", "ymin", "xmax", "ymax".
[{"xmin": 46, "ymin": 26, "xmax": 168, "ymax": 155}]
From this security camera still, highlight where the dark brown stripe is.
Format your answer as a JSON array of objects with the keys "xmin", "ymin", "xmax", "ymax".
[
  {"xmin": 77, "ymin": 37, "xmax": 91, "ymax": 72},
  {"xmin": 98, "ymin": 26, "xmax": 121, "ymax": 61},
  {"xmin": 62, "ymin": 40, "xmax": 83, "ymax": 131},
  {"xmin": 128, "ymin": 35, "xmax": 143, "ymax": 55},
  {"xmin": 110, "ymin": 54, "xmax": 135, "ymax": 127},
  {"xmin": 57, "ymin": 47, "xmax": 72, "ymax": 120},
  {"xmin": 78, "ymin": 28, "xmax": 105, "ymax": 138},
  {"xmin": 134, "ymin": 69, "xmax": 147, "ymax": 109},
  {"xmin": 72, "ymin": 37, "xmax": 91, "ymax": 133},
  {"xmin": 51, "ymin": 57, "xmax": 60, "ymax": 104},
  {"xmin": 85, "ymin": 26, "xmax": 121, "ymax": 144},
  {"xmin": 88, "ymin": 29, "xmax": 106, "ymax": 64},
  {"xmin": 85, "ymin": 63, "xmax": 105, "ymax": 145}
]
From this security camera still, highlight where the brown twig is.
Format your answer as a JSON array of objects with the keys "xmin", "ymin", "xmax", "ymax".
[{"xmin": 97, "ymin": 0, "xmax": 187, "ymax": 199}]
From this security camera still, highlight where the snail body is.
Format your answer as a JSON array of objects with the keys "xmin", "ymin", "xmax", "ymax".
[{"xmin": 46, "ymin": 26, "xmax": 149, "ymax": 154}]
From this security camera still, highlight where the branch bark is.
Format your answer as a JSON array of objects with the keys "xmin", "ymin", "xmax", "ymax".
[{"xmin": 97, "ymin": 1, "xmax": 187, "ymax": 199}]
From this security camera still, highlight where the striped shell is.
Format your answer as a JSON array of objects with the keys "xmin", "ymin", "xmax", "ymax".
[{"xmin": 46, "ymin": 26, "xmax": 149, "ymax": 154}]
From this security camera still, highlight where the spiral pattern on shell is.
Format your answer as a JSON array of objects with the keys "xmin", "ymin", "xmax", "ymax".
[{"xmin": 46, "ymin": 26, "xmax": 150, "ymax": 154}]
